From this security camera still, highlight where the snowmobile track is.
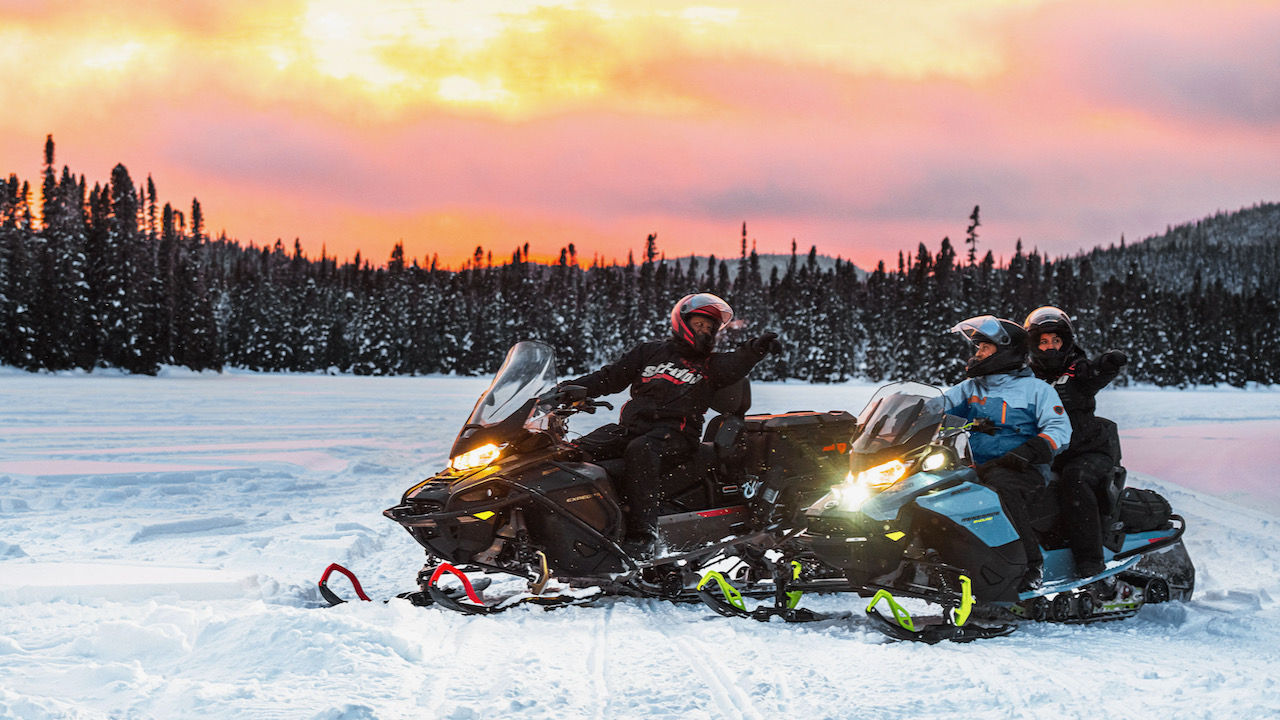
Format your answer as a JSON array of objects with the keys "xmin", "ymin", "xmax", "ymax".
[
  {"xmin": 648, "ymin": 601, "xmax": 765, "ymax": 720},
  {"xmin": 586, "ymin": 603, "xmax": 615, "ymax": 720}
]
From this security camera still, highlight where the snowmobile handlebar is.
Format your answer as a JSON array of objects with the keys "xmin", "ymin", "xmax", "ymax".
[
  {"xmin": 565, "ymin": 398, "xmax": 613, "ymax": 415},
  {"xmin": 538, "ymin": 385, "xmax": 613, "ymax": 413}
]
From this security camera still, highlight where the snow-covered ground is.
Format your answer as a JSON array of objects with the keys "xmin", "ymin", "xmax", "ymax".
[{"xmin": 2, "ymin": 369, "xmax": 1279, "ymax": 719}]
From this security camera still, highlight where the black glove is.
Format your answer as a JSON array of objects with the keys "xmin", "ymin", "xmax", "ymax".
[
  {"xmin": 749, "ymin": 331, "xmax": 784, "ymax": 356},
  {"xmin": 978, "ymin": 436, "xmax": 1051, "ymax": 474},
  {"xmin": 1098, "ymin": 350, "xmax": 1128, "ymax": 372},
  {"xmin": 540, "ymin": 383, "xmax": 588, "ymax": 405},
  {"xmin": 969, "ymin": 418, "xmax": 997, "ymax": 435}
]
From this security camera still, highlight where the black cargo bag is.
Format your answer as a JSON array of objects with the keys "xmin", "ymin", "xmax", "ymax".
[
  {"xmin": 1118, "ymin": 487, "xmax": 1172, "ymax": 532},
  {"xmin": 741, "ymin": 410, "xmax": 856, "ymax": 525}
]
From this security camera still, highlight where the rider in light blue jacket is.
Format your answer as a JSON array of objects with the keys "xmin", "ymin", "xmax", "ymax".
[
  {"xmin": 939, "ymin": 368, "xmax": 1072, "ymax": 474},
  {"xmin": 937, "ymin": 315, "xmax": 1072, "ymax": 591}
]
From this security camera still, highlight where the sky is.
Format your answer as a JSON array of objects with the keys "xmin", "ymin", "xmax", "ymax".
[{"xmin": 1, "ymin": 0, "xmax": 1278, "ymax": 270}]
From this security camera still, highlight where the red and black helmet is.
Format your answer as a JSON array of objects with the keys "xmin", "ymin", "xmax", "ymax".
[{"xmin": 670, "ymin": 293, "xmax": 733, "ymax": 351}]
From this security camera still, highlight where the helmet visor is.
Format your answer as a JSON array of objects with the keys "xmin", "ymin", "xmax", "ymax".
[
  {"xmin": 679, "ymin": 294, "xmax": 734, "ymax": 327},
  {"xmin": 1024, "ymin": 306, "xmax": 1070, "ymax": 330},
  {"xmin": 950, "ymin": 315, "xmax": 1010, "ymax": 347}
]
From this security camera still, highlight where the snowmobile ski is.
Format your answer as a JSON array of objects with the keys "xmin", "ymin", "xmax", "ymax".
[
  {"xmin": 316, "ymin": 561, "xmax": 494, "ymax": 608},
  {"xmin": 697, "ymin": 560, "xmax": 822, "ymax": 622},
  {"xmin": 318, "ymin": 563, "xmax": 372, "ymax": 606},
  {"xmin": 864, "ymin": 575, "xmax": 1016, "ymax": 644}
]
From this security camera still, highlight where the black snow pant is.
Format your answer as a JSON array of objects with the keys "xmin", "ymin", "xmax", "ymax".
[
  {"xmin": 1055, "ymin": 452, "xmax": 1114, "ymax": 574},
  {"xmin": 979, "ymin": 465, "xmax": 1045, "ymax": 568},
  {"xmin": 575, "ymin": 423, "xmax": 693, "ymax": 538}
]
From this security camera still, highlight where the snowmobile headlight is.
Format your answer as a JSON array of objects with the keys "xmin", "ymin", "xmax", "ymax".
[
  {"xmin": 854, "ymin": 459, "xmax": 908, "ymax": 490},
  {"xmin": 831, "ymin": 481, "xmax": 872, "ymax": 511},
  {"xmin": 450, "ymin": 443, "xmax": 503, "ymax": 472},
  {"xmin": 920, "ymin": 451, "xmax": 949, "ymax": 473}
]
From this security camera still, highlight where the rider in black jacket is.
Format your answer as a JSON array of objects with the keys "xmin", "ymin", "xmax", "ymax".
[
  {"xmin": 559, "ymin": 293, "xmax": 781, "ymax": 550},
  {"xmin": 1024, "ymin": 306, "xmax": 1128, "ymax": 578}
]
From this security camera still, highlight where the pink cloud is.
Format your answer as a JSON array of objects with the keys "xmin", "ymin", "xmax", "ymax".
[
  {"xmin": 1016, "ymin": 0, "xmax": 1280, "ymax": 130},
  {"xmin": 4, "ymin": 1, "xmax": 1277, "ymax": 271}
]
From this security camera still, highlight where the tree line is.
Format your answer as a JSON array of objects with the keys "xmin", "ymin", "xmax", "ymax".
[{"xmin": 3, "ymin": 137, "xmax": 1278, "ymax": 387}]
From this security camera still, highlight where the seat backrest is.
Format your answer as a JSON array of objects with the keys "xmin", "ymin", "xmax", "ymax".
[
  {"xmin": 712, "ymin": 415, "xmax": 746, "ymax": 456},
  {"xmin": 708, "ymin": 378, "xmax": 751, "ymax": 416},
  {"xmin": 1100, "ymin": 466, "xmax": 1127, "ymax": 517}
]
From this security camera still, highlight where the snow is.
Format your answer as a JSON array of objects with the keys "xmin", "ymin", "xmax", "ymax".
[{"xmin": 2, "ymin": 371, "xmax": 1280, "ymax": 719}]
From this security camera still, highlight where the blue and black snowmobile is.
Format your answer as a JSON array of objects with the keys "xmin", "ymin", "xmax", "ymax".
[{"xmin": 792, "ymin": 381, "xmax": 1194, "ymax": 642}]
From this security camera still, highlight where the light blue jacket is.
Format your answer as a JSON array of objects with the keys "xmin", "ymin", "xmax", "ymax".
[{"xmin": 938, "ymin": 368, "xmax": 1072, "ymax": 473}]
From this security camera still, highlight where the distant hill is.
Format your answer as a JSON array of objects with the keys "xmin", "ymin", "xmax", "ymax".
[
  {"xmin": 1080, "ymin": 202, "xmax": 1280, "ymax": 293},
  {"xmin": 1138, "ymin": 202, "xmax": 1280, "ymax": 250}
]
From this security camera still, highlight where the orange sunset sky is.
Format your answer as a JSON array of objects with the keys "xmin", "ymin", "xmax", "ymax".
[{"xmin": 2, "ymin": 0, "xmax": 1277, "ymax": 269}]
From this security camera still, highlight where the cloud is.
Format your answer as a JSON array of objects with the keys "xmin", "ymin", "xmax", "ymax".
[
  {"xmin": 3, "ymin": 0, "xmax": 1277, "ymax": 271},
  {"xmin": 1017, "ymin": 0, "xmax": 1280, "ymax": 129}
]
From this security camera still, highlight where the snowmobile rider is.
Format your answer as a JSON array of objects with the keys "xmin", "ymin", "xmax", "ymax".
[
  {"xmin": 935, "ymin": 315, "xmax": 1072, "ymax": 591},
  {"xmin": 550, "ymin": 293, "xmax": 782, "ymax": 554},
  {"xmin": 1024, "ymin": 306, "xmax": 1128, "ymax": 578}
]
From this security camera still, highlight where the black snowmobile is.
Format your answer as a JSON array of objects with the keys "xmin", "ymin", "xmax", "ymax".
[
  {"xmin": 794, "ymin": 381, "xmax": 1195, "ymax": 642},
  {"xmin": 324, "ymin": 340, "xmax": 855, "ymax": 614}
]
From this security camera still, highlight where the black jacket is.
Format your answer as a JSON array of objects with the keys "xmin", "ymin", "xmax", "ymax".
[
  {"xmin": 1033, "ymin": 346, "xmax": 1122, "ymax": 463},
  {"xmin": 566, "ymin": 339, "xmax": 766, "ymax": 442}
]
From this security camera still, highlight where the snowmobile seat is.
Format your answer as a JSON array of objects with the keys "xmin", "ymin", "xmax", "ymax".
[
  {"xmin": 1035, "ymin": 464, "xmax": 1130, "ymax": 552},
  {"xmin": 597, "ymin": 458, "xmax": 627, "ymax": 479}
]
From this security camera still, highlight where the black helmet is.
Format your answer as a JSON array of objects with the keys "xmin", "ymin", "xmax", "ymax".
[
  {"xmin": 1023, "ymin": 306, "xmax": 1075, "ymax": 347},
  {"xmin": 1023, "ymin": 306, "xmax": 1075, "ymax": 378},
  {"xmin": 950, "ymin": 315, "xmax": 1027, "ymax": 377},
  {"xmin": 671, "ymin": 293, "xmax": 733, "ymax": 355}
]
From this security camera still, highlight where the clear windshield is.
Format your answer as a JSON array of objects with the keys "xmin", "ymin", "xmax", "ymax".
[
  {"xmin": 464, "ymin": 341, "xmax": 558, "ymax": 429},
  {"xmin": 850, "ymin": 381, "xmax": 944, "ymax": 456}
]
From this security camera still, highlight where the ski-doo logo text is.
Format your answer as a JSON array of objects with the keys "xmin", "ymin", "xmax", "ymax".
[{"xmin": 641, "ymin": 362, "xmax": 703, "ymax": 385}]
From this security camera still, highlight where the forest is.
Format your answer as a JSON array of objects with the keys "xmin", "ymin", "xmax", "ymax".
[{"xmin": 3, "ymin": 137, "xmax": 1278, "ymax": 386}]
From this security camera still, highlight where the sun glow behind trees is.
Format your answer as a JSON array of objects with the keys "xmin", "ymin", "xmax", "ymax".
[{"xmin": 5, "ymin": 1, "xmax": 1275, "ymax": 270}]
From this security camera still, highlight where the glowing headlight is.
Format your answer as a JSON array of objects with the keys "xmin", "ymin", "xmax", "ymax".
[
  {"xmin": 920, "ymin": 451, "xmax": 949, "ymax": 472},
  {"xmin": 831, "ymin": 482, "xmax": 872, "ymax": 511},
  {"xmin": 854, "ymin": 459, "xmax": 908, "ymax": 490},
  {"xmin": 450, "ymin": 443, "xmax": 503, "ymax": 472}
]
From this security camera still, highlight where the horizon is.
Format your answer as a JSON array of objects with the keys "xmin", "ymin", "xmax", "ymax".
[
  {"xmin": 3, "ymin": 1, "xmax": 1277, "ymax": 271},
  {"xmin": 8, "ymin": 134, "xmax": 1266, "ymax": 274}
]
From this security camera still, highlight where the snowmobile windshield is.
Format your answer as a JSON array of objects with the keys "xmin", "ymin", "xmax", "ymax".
[
  {"xmin": 464, "ymin": 341, "xmax": 558, "ymax": 429},
  {"xmin": 850, "ymin": 382, "xmax": 944, "ymax": 461}
]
